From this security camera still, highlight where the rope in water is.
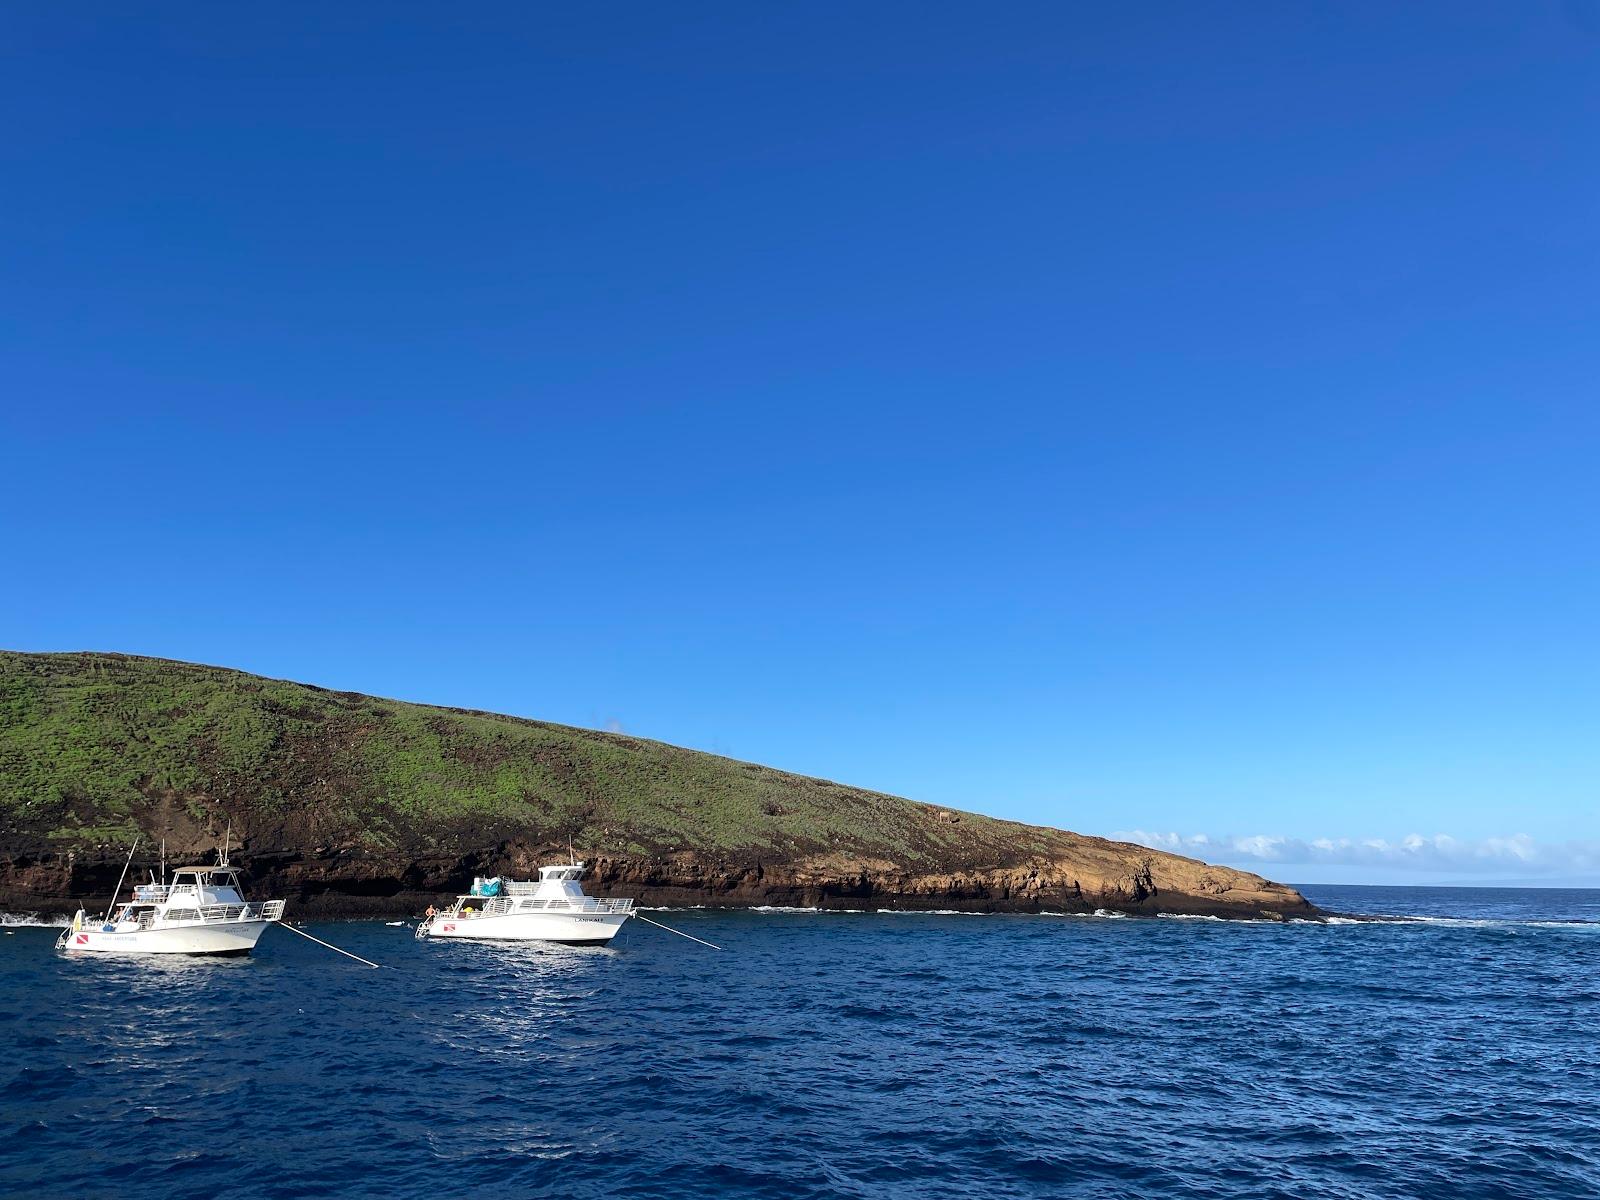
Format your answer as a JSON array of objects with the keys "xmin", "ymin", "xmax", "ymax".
[
  {"xmin": 634, "ymin": 913, "xmax": 722, "ymax": 950},
  {"xmin": 278, "ymin": 921, "xmax": 383, "ymax": 969}
]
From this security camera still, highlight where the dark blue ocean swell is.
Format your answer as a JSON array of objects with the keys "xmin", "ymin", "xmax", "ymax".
[{"xmin": 2, "ymin": 887, "xmax": 1597, "ymax": 1199}]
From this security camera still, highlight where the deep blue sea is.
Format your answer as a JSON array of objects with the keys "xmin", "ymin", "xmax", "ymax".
[{"xmin": 3, "ymin": 885, "xmax": 1598, "ymax": 1199}]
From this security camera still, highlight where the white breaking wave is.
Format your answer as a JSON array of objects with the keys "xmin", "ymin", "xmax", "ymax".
[
  {"xmin": 751, "ymin": 907, "xmax": 1144, "ymax": 919},
  {"xmin": 1399, "ymin": 914, "xmax": 1598, "ymax": 930},
  {"xmin": 0, "ymin": 911, "xmax": 71, "ymax": 928},
  {"xmin": 1306, "ymin": 913, "xmax": 1600, "ymax": 930},
  {"xmin": 649, "ymin": 906, "xmax": 1157, "ymax": 919}
]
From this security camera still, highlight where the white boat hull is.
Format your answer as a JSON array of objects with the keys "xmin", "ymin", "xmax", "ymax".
[
  {"xmin": 424, "ymin": 910, "xmax": 630, "ymax": 945},
  {"xmin": 61, "ymin": 920, "xmax": 273, "ymax": 956}
]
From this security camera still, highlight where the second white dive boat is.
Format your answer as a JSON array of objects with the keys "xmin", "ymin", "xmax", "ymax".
[{"xmin": 416, "ymin": 861, "xmax": 633, "ymax": 945}]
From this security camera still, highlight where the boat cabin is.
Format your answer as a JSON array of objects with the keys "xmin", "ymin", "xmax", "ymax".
[
  {"xmin": 104, "ymin": 867, "xmax": 253, "ymax": 926},
  {"xmin": 170, "ymin": 867, "xmax": 248, "ymax": 904},
  {"xmin": 442, "ymin": 863, "xmax": 627, "ymax": 918},
  {"xmin": 130, "ymin": 867, "xmax": 248, "ymax": 906},
  {"xmin": 534, "ymin": 863, "xmax": 587, "ymax": 900}
]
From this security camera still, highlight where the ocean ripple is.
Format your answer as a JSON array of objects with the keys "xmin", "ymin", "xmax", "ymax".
[{"xmin": 1, "ymin": 885, "xmax": 1597, "ymax": 1198}]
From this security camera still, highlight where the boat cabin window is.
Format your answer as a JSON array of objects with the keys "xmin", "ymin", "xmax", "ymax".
[{"xmin": 173, "ymin": 869, "xmax": 241, "ymax": 887}]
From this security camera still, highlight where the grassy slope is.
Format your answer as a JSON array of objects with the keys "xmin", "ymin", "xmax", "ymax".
[{"xmin": 0, "ymin": 651, "xmax": 1069, "ymax": 866}]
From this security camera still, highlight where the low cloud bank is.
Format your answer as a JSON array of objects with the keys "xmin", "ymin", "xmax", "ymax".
[{"xmin": 1111, "ymin": 830, "xmax": 1600, "ymax": 879}]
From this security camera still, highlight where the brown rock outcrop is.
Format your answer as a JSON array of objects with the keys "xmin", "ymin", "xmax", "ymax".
[{"xmin": 0, "ymin": 838, "xmax": 1316, "ymax": 921}]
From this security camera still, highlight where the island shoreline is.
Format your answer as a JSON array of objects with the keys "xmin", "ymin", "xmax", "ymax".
[{"xmin": 1, "ymin": 650, "xmax": 1324, "ymax": 925}]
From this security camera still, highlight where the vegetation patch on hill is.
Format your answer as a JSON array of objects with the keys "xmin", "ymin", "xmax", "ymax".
[{"xmin": 0, "ymin": 650, "xmax": 1053, "ymax": 863}]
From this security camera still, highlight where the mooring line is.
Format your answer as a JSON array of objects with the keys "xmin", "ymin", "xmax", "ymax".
[
  {"xmin": 635, "ymin": 913, "xmax": 722, "ymax": 950},
  {"xmin": 279, "ymin": 921, "xmax": 383, "ymax": 968}
]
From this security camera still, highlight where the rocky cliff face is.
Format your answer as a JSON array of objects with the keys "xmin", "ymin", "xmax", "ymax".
[
  {"xmin": 0, "ymin": 840, "xmax": 1315, "ymax": 921},
  {"xmin": 0, "ymin": 651, "xmax": 1321, "ymax": 921}
]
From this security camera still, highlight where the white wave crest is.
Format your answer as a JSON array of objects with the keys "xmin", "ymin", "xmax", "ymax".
[
  {"xmin": 0, "ymin": 911, "xmax": 71, "ymax": 928},
  {"xmin": 875, "ymin": 908, "xmax": 985, "ymax": 915},
  {"xmin": 1310, "ymin": 914, "xmax": 1600, "ymax": 930}
]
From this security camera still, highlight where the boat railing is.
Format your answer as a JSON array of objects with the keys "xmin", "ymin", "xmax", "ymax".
[
  {"xmin": 478, "ymin": 896, "xmax": 634, "ymax": 915},
  {"xmin": 537, "ymin": 896, "xmax": 633, "ymax": 914},
  {"xmin": 448, "ymin": 896, "xmax": 632, "ymax": 917},
  {"xmin": 133, "ymin": 884, "xmax": 172, "ymax": 902},
  {"xmin": 455, "ymin": 897, "xmax": 515, "ymax": 917},
  {"xmin": 188, "ymin": 900, "xmax": 285, "ymax": 924}
]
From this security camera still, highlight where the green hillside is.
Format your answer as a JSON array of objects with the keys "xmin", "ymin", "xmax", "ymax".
[{"xmin": 0, "ymin": 650, "xmax": 1055, "ymax": 864}]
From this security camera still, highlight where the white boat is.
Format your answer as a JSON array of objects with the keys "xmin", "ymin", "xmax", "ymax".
[
  {"xmin": 416, "ymin": 861, "xmax": 633, "ymax": 946},
  {"xmin": 56, "ymin": 863, "xmax": 285, "ymax": 957}
]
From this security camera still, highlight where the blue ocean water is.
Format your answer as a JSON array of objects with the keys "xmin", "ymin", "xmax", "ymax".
[{"xmin": 2, "ymin": 886, "xmax": 1597, "ymax": 1199}]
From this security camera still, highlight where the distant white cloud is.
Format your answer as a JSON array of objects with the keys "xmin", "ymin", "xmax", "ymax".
[{"xmin": 1111, "ymin": 829, "xmax": 1600, "ymax": 880}]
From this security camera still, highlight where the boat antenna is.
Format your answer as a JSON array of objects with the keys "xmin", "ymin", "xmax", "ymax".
[
  {"xmin": 160, "ymin": 838, "xmax": 167, "ymax": 886},
  {"xmin": 568, "ymin": 835, "xmax": 576, "ymax": 866},
  {"xmin": 103, "ymin": 838, "xmax": 140, "ymax": 922},
  {"xmin": 219, "ymin": 821, "xmax": 231, "ymax": 868}
]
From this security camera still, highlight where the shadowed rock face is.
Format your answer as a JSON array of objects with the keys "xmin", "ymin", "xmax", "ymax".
[
  {"xmin": 0, "ymin": 845, "xmax": 1316, "ymax": 921},
  {"xmin": 0, "ymin": 651, "xmax": 1321, "ymax": 921}
]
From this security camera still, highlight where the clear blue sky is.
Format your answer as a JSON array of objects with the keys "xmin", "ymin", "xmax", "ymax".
[{"xmin": 4, "ymin": 4, "xmax": 1597, "ymax": 883}]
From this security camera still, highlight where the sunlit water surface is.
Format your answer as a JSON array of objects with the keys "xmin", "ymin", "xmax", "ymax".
[{"xmin": 2, "ymin": 885, "xmax": 1597, "ymax": 1199}]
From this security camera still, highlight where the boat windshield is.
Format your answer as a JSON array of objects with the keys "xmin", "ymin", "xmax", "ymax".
[{"xmin": 173, "ymin": 869, "xmax": 244, "ymax": 889}]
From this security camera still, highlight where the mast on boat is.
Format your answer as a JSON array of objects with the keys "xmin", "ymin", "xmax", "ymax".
[{"xmin": 103, "ymin": 838, "xmax": 140, "ymax": 922}]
